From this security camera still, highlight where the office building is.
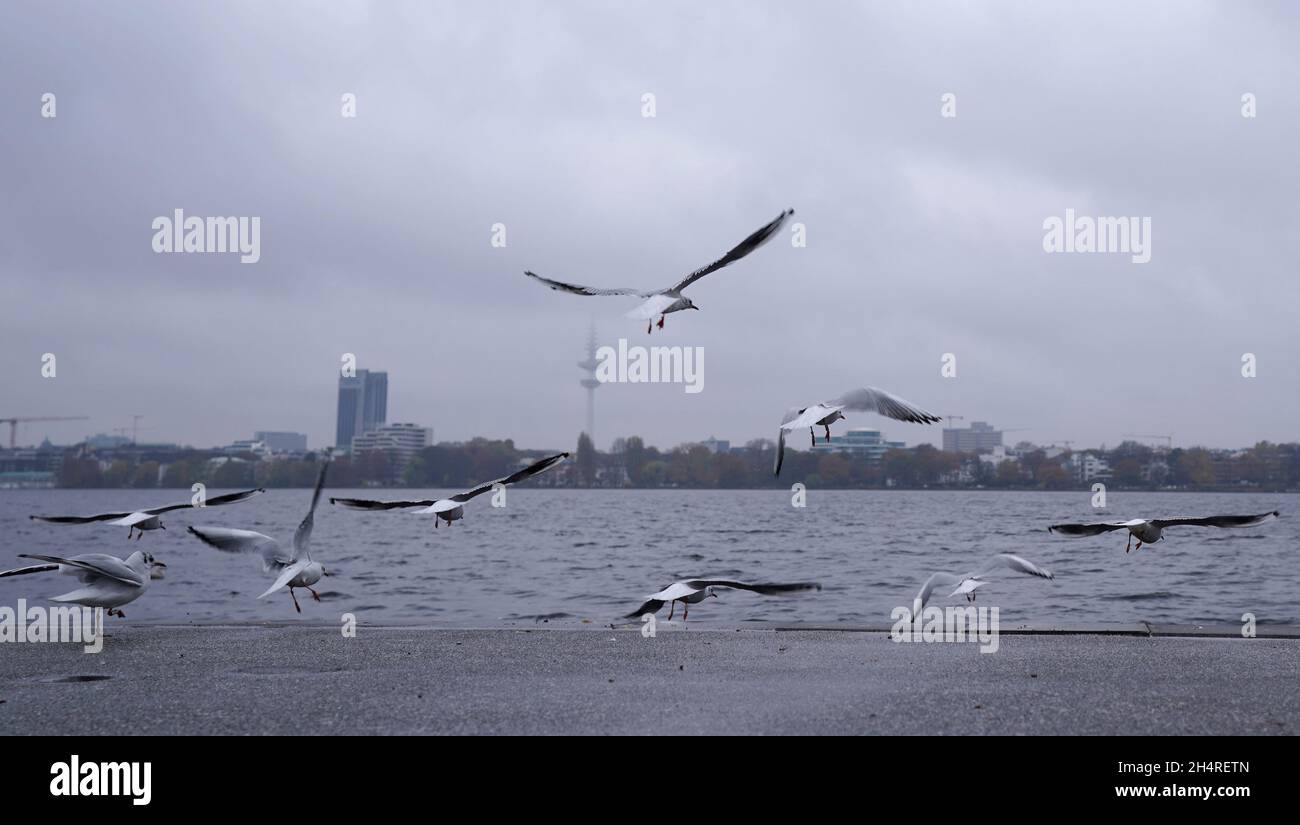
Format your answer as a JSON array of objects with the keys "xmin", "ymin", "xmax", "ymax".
[
  {"xmin": 942, "ymin": 421, "xmax": 1003, "ymax": 453},
  {"xmin": 1069, "ymin": 451, "xmax": 1111, "ymax": 483},
  {"xmin": 700, "ymin": 436, "xmax": 731, "ymax": 454},
  {"xmin": 253, "ymin": 431, "xmax": 308, "ymax": 453},
  {"xmin": 351, "ymin": 422, "xmax": 431, "ymax": 475},
  {"xmin": 336, "ymin": 369, "xmax": 389, "ymax": 449},
  {"xmin": 810, "ymin": 428, "xmax": 904, "ymax": 462}
]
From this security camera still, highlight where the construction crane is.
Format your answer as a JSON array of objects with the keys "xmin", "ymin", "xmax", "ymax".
[
  {"xmin": 1, "ymin": 416, "xmax": 90, "ymax": 449},
  {"xmin": 943, "ymin": 415, "xmax": 965, "ymax": 428},
  {"xmin": 1123, "ymin": 433, "xmax": 1173, "ymax": 448}
]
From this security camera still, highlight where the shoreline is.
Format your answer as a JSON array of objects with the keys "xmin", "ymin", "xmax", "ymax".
[
  {"xmin": 2, "ymin": 626, "xmax": 1295, "ymax": 735},
  {"xmin": 12, "ymin": 621, "xmax": 1298, "ymax": 638},
  {"xmin": 9, "ymin": 487, "xmax": 1300, "ymax": 493}
]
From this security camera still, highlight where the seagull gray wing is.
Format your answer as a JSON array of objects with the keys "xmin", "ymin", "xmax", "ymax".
[
  {"xmin": 0, "ymin": 562, "xmax": 60, "ymax": 578},
  {"xmin": 29, "ymin": 488, "xmax": 265, "ymax": 523},
  {"xmin": 973, "ymin": 553, "xmax": 1055, "ymax": 581},
  {"xmin": 1048, "ymin": 520, "xmax": 1140, "ymax": 536},
  {"xmin": 292, "ymin": 462, "xmax": 329, "ymax": 561},
  {"xmin": 259, "ymin": 560, "xmax": 311, "ymax": 599},
  {"xmin": 1151, "ymin": 511, "xmax": 1280, "ymax": 530},
  {"xmin": 773, "ymin": 426, "xmax": 789, "ymax": 476},
  {"xmin": 30, "ymin": 511, "xmax": 133, "ymax": 524},
  {"xmin": 779, "ymin": 403, "xmax": 840, "ymax": 433},
  {"xmin": 329, "ymin": 497, "xmax": 438, "ymax": 511},
  {"xmin": 914, "ymin": 572, "xmax": 963, "ymax": 612},
  {"xmin": 624, "ymin": 598, "xmax": 666, "ymax": 618},
  {"xmin": 832, "ymin": 387, "xmax": 942, "ymax": 425},
  {"xmin": 186, "ymin": 526, "xmax": 291, "ymax": 573},
  {"xmin": 451, "ymin": 452, "xmax": 570, "ymax": 502},
  {"xmin": 668, "ymin": 208, "xmax": 793, "ymax": 293},
  {"xmin": 146, "ymin": 487, "xmax": 265, "ymax": 515},
  {"xmin": 523, "ymin": 271, "xmax": 652, "ymax": 297},
  {"xmin": 683, "ymin": 579, "xmax": 822, "ymax": 595},
  {"xmin": 17, "ymin": 553, "xmax": 144, "ymax": 587}
]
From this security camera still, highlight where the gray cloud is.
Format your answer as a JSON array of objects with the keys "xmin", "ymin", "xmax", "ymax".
[{"xmin": 2, "ymin": 0, "xmax": 1296, "ymax": 452}]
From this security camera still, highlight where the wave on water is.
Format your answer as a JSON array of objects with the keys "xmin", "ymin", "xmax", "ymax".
[
  {"xmin": 1103, "ymin": 591, "xmax": 1180, "ymax": 601},
  {"xmin": 1, "ymin": 488, "xmax": 1294, "ymax": 626}
]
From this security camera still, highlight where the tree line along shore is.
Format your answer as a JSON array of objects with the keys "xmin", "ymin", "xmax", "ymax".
[{"xmin": 26, "ymin": 435, "xmax": 1300, "ymax": 492}]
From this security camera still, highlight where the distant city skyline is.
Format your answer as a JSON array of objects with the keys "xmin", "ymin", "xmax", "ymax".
[{"xmin": 2, "ymin": 421, "xmax": 1288, "ymax": 457}]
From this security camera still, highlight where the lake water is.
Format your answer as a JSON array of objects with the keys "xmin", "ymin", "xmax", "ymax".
[{"xmin": 1, "ymin": 489, "xmax": 1294, "ymax": 626}]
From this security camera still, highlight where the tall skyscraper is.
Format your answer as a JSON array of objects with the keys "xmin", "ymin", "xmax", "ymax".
[
  {"xmin": 336, "ymin": 369, "xmax": 389, "ymax": 449},
  {"xmin": 363, "ymin": 371, "xmax": 388, "ymax": 434}
]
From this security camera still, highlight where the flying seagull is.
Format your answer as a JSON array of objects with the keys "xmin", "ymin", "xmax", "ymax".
[
  {"xmin": 0, "ymin": 551, "xmax": 166, "ymax": 616},
  {"xmin": 913, "ymin": 553, "xmax": 1054, "ymax": 614},
  {"xmin": 774, "ymin": 387, "xmax": 941, "ymax": 475},
  {"xmin": 1049, "ymin": 510, "xmax": 1280, "ymax": 553},
  {"xmin": 30, "ymin": 487, "xmax": 265, "ymax": 540},
  {"xmin": 624, "ymin": 579, "xmax": 822, "ymax": 622},
  {"xmin": 186, "ymin": 462, "xmax": 330, "ymax": 612},
  {"xmin": 524, "ymin": 209, "xmax": 794, "ymax": 333},
  {"xmin": 330, "ymin": 452, "xmax": 569, "ymax": 528}
]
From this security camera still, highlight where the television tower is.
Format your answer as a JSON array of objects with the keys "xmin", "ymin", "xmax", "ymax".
[{"xmin": 577, "ymin": 323, "xmax": 601, "ymax": 444}]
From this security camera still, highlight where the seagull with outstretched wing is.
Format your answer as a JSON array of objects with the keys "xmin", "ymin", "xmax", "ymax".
[
  {"xmin": 330, "ymin": 452, "xmax": 568, "ymax": 528},
  {"xmin": 624, "ymin": 578, "xmax": 822, "ymax": 622},
  {"xmin": 187, "ymin": 461, "xmax": 331, "ymax": 612},
  {"xmin": 30, "ymin": 487, "xmax": 265, "ymax": 540},
  {"xmin": 525, "ymin": 209, "xmax": 793, "ymax": 333},
  {"xmin": 0, "ymin": 550, "xmax": 165, "ymax": 616},
  {"xmin": 1049, "ymin": 510, "xmax": 1280, "ymax": 553},
  {"xmin": 912, "ymin": 553, "xmax": 1054, "ymax": 614},
  {"xmin": 774, "ymin": 387, "xmax": 941, "ymax": 475}
]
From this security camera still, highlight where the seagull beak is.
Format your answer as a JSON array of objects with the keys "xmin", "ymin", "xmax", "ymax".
[{"xmin": 154, "ymin": 561, "xmax": 167, "ymax": 569}]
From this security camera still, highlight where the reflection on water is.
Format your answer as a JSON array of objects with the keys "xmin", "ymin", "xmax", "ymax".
[{"xmin": 1, "ymin": 488, "xmax": 1294, "ymax": 626}]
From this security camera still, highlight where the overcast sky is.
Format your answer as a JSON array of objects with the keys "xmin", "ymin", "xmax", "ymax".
[{"xmin": 2, "ymin": 1, "xmax": 1296, "ymax": 453}]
